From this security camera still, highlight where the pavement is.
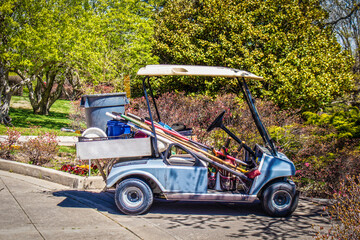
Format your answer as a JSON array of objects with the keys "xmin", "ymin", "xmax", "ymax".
[{"xmin": 0, "ymin": 169, "xmax": 330, "ymax": 240}]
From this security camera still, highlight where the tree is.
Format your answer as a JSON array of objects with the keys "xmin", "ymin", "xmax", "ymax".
[
  {"xmin": 14, "ymin": 0, "xmax": 107, "ymax": 115},
  {"xmin": 323, "ymin": 0, "xmax": 360, "ymax": 64},
  {"xmin": 322, "ymin": 0, "xmax": 360, "ymax": 106},
  {"xmin": 0, "ymin": 0, "xmax": 26, "ymax": 123},
  {"xmin": 0, "ymin": 0, "xmax": 157, "ymax": 120},
  {"xmin": 0, "ymin": 0, "xmax": 101, "ymax": 116},
  {"xmin": 153, "ymin": 0, "xmax": 354, "ymax": 112},
  {"xmin": 93, "ymin": 0, "xmax": 158, "ymax": 92}
]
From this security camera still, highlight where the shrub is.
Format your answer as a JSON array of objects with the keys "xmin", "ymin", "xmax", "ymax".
[
  {"xmin": 127, "ymin": 92, "xmax": 360, "ymax": 198},
  {"xmin": 127, "ymin": 92, "xmax": 296, "ymax": 153},
  {"xmin": 294, "ymin": 152, "xmax": 357, "ymax": 198},
  {"xmin": 289, "ymin": 108, "xmax": 360, "ymax": 197},
  {"xmin": 285, "ymin": 121, "xmax": 360, "ymax": 197},
  {"xmin": 22, "ymin": 132, "xmax": 59, "ymax": 165},
  {"xmin": 0, "ymin": 127, "xmax": 21, "ymax": 159},
  {"xmin": 303, "ymin": 107, "xmax": 360, "ymax": 139},
  {"xmin": 153, "ymin": 0, "xmax": 354, "ymax": 112},
  {"xmin": 315, "ymin": 175, "xmax": 360, "ymax": 239}
]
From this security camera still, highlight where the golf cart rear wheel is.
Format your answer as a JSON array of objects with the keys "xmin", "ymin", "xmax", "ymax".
[
  {"xmin": 261, "ymin": 182, "xmax": 297, "ymax": 217},
  {"xmin": 115, "ymin": 178, "xmax": 153, "ymax": 215}
]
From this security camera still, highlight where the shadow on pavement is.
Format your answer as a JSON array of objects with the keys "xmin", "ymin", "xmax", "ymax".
[
  {"xmin": 53, "ymin": 190, "xmax": 329, "ymax": 239},
  {"xmin": 146, "ymin": 200, "xmax": 329, "ymax": 239},
  {"xmin": 53, "ymin": 190, "xmax": 120, "ymax": 214},
  {"xmin": 53, "ymin": 190, "xmax": 264, "ymax": 217}
]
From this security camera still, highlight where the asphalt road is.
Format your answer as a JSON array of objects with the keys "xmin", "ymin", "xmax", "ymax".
[{"xmin": 0, "ymin": 170, "xmax": 329, "ymax": 240}]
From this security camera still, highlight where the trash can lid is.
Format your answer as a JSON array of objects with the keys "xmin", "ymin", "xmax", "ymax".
[{"xmin": 81, "ymin": 92, "xmax": 127, "ymax": 98}]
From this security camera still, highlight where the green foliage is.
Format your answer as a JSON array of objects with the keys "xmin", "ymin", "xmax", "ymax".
[
  {"xmin": 303, "ymin": 107, "xmax": 360, "ymax": 138},
  {"xmin": 94, "ymin": 0, "xmax": 158, "ymax": 86},
  {"xmin": 0, "ymin": 0, "xmax": 157, "ymax": 116},
  {"xmin": 0, "ymin": 0, "xmax": 103, "ymax": 114},
  {"xmin": 153, "ymin": 0, "xmax": 354, "ymax": 111},
  {"xmin": 268, "ymin": 125, "xmax": 303, "ymax": 158}
]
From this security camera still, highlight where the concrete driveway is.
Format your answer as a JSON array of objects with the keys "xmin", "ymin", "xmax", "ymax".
[{"xmin": 0, "ymin": 170, "xmax": 329, "ymax": 240}]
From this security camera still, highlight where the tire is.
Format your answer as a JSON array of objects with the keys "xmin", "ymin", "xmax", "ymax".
[
  {"xmin": 115, "ymin": 178, "xmax": 153, "ymax": 215},
  {"xmin": 261, "ymin": 181, "xmax": 298, "ymax": 217}
]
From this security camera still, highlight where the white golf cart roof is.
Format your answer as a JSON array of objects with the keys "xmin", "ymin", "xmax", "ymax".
[{"xmin": 137, "ymin": 65, "xmax": 263, "ymax": 80}]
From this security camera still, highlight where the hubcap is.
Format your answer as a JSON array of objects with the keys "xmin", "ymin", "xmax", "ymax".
[
  {"xmin": 271, "ymin": 190, "xmax": 292, "ymax": 210},
  {"xmin": 121, "ymin": 186, "xmax": 144, "ymax": 209}
]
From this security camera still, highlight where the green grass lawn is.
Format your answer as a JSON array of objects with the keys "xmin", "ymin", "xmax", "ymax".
[{"xmin": 0, "ymin": 95, "xmax": 83, "ymax": 135}]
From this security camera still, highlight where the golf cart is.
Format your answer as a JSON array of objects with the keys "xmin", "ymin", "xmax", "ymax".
[{"xmin": 77, "ymin": 65, "xmax": 299, "ymax": 217}]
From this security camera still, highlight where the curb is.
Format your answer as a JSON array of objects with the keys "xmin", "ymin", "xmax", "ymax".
[{"xmin": 0, "ymin": 159, "xmax": 105, "ymax": 190}]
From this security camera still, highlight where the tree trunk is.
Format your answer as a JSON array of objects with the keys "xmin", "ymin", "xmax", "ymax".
[
  {"xmin": 0, "ymin": 65, "xmax": 12, "ymax": 125},
  {"xmin": 29, "ymin": 67, "xmax": 65, "ymax": 115},
  {"xmin": 0, "ymin": 89, "xmax": 12, "ymax": 125}
]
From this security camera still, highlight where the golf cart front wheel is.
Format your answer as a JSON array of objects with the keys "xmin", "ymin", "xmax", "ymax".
[
  {"xmin": 261, "ymin": 181, "xmax": 298, "ymax": 217},
  {"xmin": 115, "ymin": 178, "xmax": 153, "ymax": 215}
]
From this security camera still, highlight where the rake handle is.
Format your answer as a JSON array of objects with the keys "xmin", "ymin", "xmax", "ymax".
[
  {"xmin": 127, "ymin": 113, "xmax": 249, "ymax": 166},
  {"xmin": 122, "ymin": 114, "xmax": 248, "ymax": 173}
]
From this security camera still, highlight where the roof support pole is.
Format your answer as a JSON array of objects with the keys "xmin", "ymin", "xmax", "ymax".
[
  {"xmin": 238, "ymin": 78, "xmax": 278, "ymax": 156},
  {"xmin": 142, "ymin": 77, "xmax": 160, "ymax": 157}
]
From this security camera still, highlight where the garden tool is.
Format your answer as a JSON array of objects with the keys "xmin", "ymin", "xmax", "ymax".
[
  {"xmin": 126, "ymin": 112, "xmax": 249, "ymax": 167},
  {"xmin": 121, "ymin": 114, "xmax": 250, "ymax": 174}
]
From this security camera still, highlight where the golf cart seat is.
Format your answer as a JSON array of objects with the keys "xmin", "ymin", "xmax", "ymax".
[
  {"xmin": 163, "ymin": 143, "xmax": 202, "ymax": 166},
  {"xmin": 167, "ymin": 154, "xmax": 197, "ymax": 166}
]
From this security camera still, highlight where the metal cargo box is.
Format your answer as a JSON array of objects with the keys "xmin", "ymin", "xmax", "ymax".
[{"xmin": 76, "ymin": 138, "xmax": 152, "ymax": 160}]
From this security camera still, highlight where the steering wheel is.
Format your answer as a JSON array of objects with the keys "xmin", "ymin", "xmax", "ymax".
[{"xmin": 207, "ymin": 110, "xmax": 226, "ymax": 132}]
